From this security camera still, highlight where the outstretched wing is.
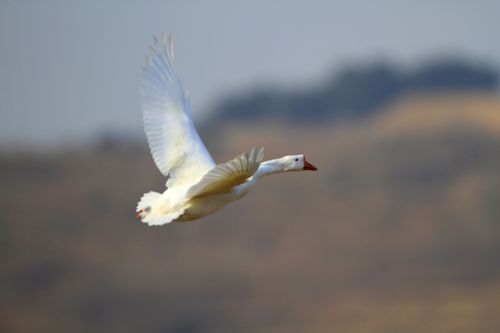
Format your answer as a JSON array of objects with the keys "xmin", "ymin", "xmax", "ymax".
[
  {"xmin": 142, "ymin": 33, "xmax": 215, "ymax": 187},
  {"xmin": 187, "ymin": 147, "xmax": 265, "ymax": 198}
]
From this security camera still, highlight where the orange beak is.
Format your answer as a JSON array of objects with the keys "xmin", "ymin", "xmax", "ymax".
[{"xmin": 303, "ymin": 158, "xmax": 318, "ymax": 171}]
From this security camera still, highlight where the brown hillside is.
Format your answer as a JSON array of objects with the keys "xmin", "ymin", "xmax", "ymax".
[{"xmin": 1, "ymin": 93, "xmax": 500, "ymax": 333}]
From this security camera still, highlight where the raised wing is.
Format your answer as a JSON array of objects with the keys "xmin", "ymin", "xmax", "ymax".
[
  {"xmin": 142, "ymin": 34, "xmax": 215, "ymax": 187},
  {"xmin": 187, "ymin": 147, "xmax": 265, "ymax": 198}
]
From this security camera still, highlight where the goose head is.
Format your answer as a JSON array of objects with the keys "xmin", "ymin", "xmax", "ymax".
[{"xmin": 280, "ymin": 154, "xmax": 317, "ymax": 172}]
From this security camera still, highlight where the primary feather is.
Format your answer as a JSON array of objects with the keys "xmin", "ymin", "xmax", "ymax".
[
  {"xmin": 187, "ymin": 147, "xmax": 265, "ymax": 198},
  {"xmin": 142, "ymin": 33, "xmax": 214, "ymax": 188}
]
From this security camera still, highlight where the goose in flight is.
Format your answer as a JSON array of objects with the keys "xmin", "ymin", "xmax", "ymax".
[{"xmin": 136, "ymin": 34, "xmax": 317, "ymax": 225}]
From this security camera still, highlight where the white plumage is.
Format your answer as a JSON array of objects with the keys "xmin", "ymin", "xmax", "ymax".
[{"xmin": 136, "ymin": 34, "xmax": 317, "ymax": 225}]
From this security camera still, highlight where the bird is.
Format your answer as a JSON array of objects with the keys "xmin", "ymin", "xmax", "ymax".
[{"xmin": 136, "ymin": 33, "xmax": 317, "ymax": 225}]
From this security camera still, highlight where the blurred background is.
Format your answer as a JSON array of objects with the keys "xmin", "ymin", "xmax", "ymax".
[{"xmin": 1, "ymin": 1, "xmax": 500, "ymax": 332}]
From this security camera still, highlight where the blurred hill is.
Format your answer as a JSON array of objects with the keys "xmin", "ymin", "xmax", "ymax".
[
  {"xmin": 1, "ymin": 93, "xmax": 500, "ymax": 332},
  {"xmin": 212, "ymin": 59, "xmax": 498, "ymax": 121}
]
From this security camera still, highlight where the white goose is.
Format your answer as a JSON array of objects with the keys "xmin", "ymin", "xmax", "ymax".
[{"xmin": 136, "ymin": 34, "xmax": 317, "ymax": 225}]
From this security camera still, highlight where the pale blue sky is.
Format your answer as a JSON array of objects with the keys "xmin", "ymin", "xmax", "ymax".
[{"xmin": 1, "ymin": 0, "xmax": 499, "ymax": 147}]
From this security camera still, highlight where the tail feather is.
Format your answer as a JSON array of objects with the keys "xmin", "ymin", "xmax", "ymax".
[
  {"xmin": 136, "ymin": 191, "xmax": 184, "ymax": 226},
  {"xmin": 136, "ymin": 191, "xmax": 161, "ymax": 211}
]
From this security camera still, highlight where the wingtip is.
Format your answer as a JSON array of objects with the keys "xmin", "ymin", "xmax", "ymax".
[
  {"xmin": 150, "ymin": 33, "xmax": 174, "ymax": 55},
  {"xmin": 249, "ymin": 147, "xmax": 256, "ymax": 159},
  {"xmin": 257, "ymin": 146, "xmax": 265, "ymax": 162},
  {"xmin": 168, "ymin": 34, "xmax": 176, "ymax": 63}
]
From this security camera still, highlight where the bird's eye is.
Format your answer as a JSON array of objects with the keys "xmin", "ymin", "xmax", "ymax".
[{"xmin": 294, "ymin": 158, "xmax": 299, "ymax": 162}]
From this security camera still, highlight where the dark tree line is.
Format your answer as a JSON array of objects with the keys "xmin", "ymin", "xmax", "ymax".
[{"xmin": 213, "ymin": 58, "xmax": 498, "ymax": 121}]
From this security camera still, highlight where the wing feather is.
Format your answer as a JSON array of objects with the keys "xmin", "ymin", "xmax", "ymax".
[
  {"xmin": 142, "ymin": 34, "xmax": 215, "ymax": 187},
  {"xmin": 188, "ymin": 147, "xmax": 265, "ymax": 198}
]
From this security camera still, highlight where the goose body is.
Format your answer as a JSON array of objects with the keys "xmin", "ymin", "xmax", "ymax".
[{"xmin": 136, "ymin": 34, "xmax": 317, "ymax": 225}]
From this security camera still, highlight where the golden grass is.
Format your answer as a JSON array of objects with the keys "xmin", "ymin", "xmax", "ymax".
[{"xmin": 1, "ymin": 92, "xmax": 500, "ymax": 332}]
